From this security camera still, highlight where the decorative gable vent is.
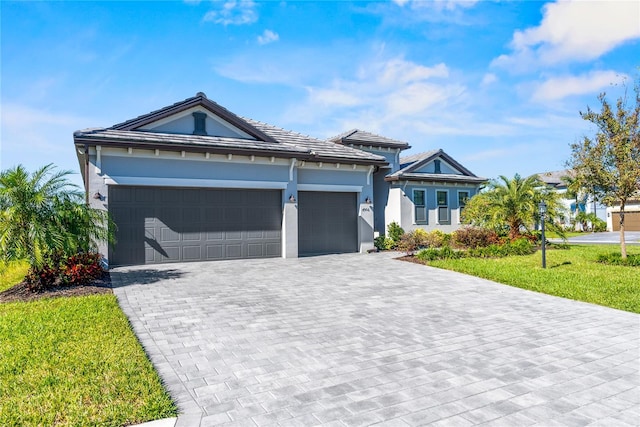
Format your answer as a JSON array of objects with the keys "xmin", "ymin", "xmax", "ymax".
[
  {"xmin": 193, "ymin": 112, "xmax": 207, "ymax": 135},
  {"xmin": 434, "ymin": 159, "xmax": 441, "ymax": 174}
]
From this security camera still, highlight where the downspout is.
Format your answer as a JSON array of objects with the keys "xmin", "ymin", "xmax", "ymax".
[
  {"xmin": 289, "ymin": 158, "xmax": 297, "ymax": 182},
  {"xmin": 84, "ymin": 144, "xmax": 89, "ymax": 205},
  {"xmin": 367, "ymin": 165, "xmax": 374, "ymax": 185}
]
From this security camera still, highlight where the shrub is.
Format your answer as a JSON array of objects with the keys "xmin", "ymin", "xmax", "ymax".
[
  {"xmin": 452, "ymin": 226, "xmax": 499, "ymax": 249},
  {"xmin": 61, "ymin": 252, "xmax": 104, "ymax": 285},
  {"xmin": 416, "ymin": 246, "xmax": 462, "ymax": 261},
  {"xmin": 387, "ymin": 222, "xmax": 405, "ymax": 244},
  {"xmin": 396, "ymin": 231, "xmax": 421, "ymax": 254},
  {"xmin": 374, "ymin": 236, "xmax": 395, "ymax": 251},
  {"xmin": 424, "ymin": 230, "xmax": 449, "ymax": 248},
  {"xmin": 507, "ymin": 238, "xmax": 535, "ymax": 255},
  {"xmin": 465, "ymin": 238, "xmax": 534, "ymax": 258},
  {"xmin": 597, "ymin": 253, "xmax": 640, "ymax": 267},
  {"xmin": 397, "ymin": 229, "xmax": 446, "ymax": 254},
  {"xmin": 24, "ymin": 265, "xmax": 61, "ymax": 292},
  {"xmin": 23, "ymin": 252, "xmax": 104, "ymax": 292},
  {"xmin": 591, "ymin": 217, "xmax": 607, "ymax": 232}
]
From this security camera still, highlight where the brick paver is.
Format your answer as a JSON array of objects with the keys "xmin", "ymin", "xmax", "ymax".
[{"xmin": 111, "ymin": 252, "xmax": 639, "ymax": 426}]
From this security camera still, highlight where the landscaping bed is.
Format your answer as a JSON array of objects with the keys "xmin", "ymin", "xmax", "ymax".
[{"xmin": 0, "ymin": 272, "xmax": 112, "ymax": 303}]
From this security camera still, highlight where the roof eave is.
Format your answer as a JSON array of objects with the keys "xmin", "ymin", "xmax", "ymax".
[
  {"xmin": 74, "ymin": 137, "xmax": 387, "ymax": 165},
  {"xmin": 385, "ymin": 174, "xmax": 487, "ymax": 183}
]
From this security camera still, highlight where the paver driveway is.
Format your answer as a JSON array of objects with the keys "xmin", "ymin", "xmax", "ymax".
[{"xmin": 111, "ymin": 253, "xmax": 639, "ymax": 427}]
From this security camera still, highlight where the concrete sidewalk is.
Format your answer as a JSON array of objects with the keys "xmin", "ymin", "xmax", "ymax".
[{"xmin": 113, "ymin": 253, "xmax": 639, "ymax": 426}]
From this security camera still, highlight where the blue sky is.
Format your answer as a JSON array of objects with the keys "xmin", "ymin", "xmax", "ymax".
[{"xmin": 2, "ymin": 0, "xmax": 639, "ymax": 186}]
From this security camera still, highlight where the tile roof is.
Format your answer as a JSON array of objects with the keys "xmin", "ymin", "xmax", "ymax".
[
  {"xmin": 387, "ymin": 149, "xmax": 487, "ymax": 184},
  {"xmin": 244, "ymin": 120, "xmax": 386, "ymax": 163},
  {"xmin": 74, "ymin": 93, "xmax": 387, "ymax": 165},
  {"xmin": 399, "ymin": 150, "xmax": 440, "ymax": 168},
  {"xmin": 535, "ymin": 170, "xmax": 574, "ymax": 189},
  {"xmin": 329, "ymin": 129, "xmax": 410, "ymax": 150}
]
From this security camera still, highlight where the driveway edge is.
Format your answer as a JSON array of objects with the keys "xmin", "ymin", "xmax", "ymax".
[{"xmin": 112, "ymin": 276, "xmax": 204, "ymax": 427}]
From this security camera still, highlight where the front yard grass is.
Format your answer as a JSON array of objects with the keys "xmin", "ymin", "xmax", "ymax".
[
  {"xmin": 0, "ymin": 259, "xmax": 29, "ymax": 292},
  {"xmin": 427, "ymin": 245, "xmax": 640, "ymax": 313},
  {"xmin": 0, "ymin": 269, "xmax": 176, "ymax": 426}
]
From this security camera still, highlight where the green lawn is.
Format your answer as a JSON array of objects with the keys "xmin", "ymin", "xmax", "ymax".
[
  {"xmin": 0, "ymin": 259, "xmax": 29, "ymax": 292},
  {"xmin": 427, "ymin": 245, "xmax": 640, "ymax": 313},
  {"xmin": 0, "ymin": 264, "xmax": 177, "ymax": 426}
]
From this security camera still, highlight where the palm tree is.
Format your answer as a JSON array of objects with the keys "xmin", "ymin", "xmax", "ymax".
[
  {"xmin": 0, "ymin": 164, "xmax": 112, "ymax": 269},
  {"xmin": 463, "ymin": 174, "xmax": 564, "ymax": 240}
]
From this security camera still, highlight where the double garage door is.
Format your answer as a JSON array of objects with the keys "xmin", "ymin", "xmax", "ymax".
[{"xmin": 109, "ymin": 186, "xmax": 358, "ymax": 266}]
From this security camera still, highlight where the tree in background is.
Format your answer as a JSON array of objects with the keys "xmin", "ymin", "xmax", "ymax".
[
  {"xmin": 0, "ymin": 164, "xmax": 113, "ymax": 269},
  {"xmin": 568, "ymin": 80, "xmax": 640, "ymax": 259},
  {"xmin": 462, "ymin": 174, "xmax": 564, "ymax": 240}
]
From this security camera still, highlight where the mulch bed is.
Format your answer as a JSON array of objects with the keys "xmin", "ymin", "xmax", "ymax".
[
  {"xmin": 0, "ymin": 273, "xmax": 112, "ymax": 303},
  {"xmin": 396, "ymin": 254, "xmax": 427, "ymax": 265}
]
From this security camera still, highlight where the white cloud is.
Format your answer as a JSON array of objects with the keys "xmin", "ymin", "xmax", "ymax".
[
  {"xmin": 257, "ymin": 29, "xmax": 279, "ymax": 45},
  {"xmin": 533, "ymin": 70, "xmax": 628, "ymax": 101},
  {"xmin": 481, "ymin": 73, "xmax": 497, "ymax": 86},
  {"xmin": 203, "ymin": 0, "xmax": 258, "ymax": 26},
  {"xmin": 493, "ymin": 0, "xmax": 640, "ymax": 69},
  {"xmin": 284, "ymin": 57, "xmax": 468, "ymax": 134}
]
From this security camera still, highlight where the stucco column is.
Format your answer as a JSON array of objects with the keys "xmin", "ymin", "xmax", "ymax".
[
  {"xmin": 282, "ymin": 199, "xmax": 298, "ymax": 258},
  {"xmin": 359, "ymin": 202, "xmax": 375, "ymax": 253},
  {"xmin": 282, "ymin": 168, "xmax": 299, "ymax": 258},
  {"xmin": 87, "ymin": 149, "xmax": 110, "ymax": 267}
]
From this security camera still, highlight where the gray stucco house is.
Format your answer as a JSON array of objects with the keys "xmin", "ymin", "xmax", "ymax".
[{"xmin": 74, "ymin": 93, "xmax": 486, "ymax": 266}]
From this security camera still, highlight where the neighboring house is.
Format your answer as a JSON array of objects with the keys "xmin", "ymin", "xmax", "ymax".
[
  {"xmin": 75, "ymin": 93, "xmax": 485, "ymax": 266},
  {"xmin": 537, "ymin": 170, "xmax": 608, "ymax": 230},
  {"xmin": 607, "ymin": 194, "xmax": 640, "ymax": 232}
]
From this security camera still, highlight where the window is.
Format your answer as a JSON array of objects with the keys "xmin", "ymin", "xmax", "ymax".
[
  {"xmin": 413, "ymin": 189, "xmax": 427, "ymax": 223},
  {"xmin": 458, "ymin": 191, "xmax": 469, "ymax": 210},
  {"xmin": 437, "ymin": 190, "xmax": 449, "ymax": 223},
  {"xmin": 458, "ymin": 191, "xmax": 470, "ymax": 223}
]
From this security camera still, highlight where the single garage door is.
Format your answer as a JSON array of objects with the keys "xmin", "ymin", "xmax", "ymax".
[
  {"xmin": 298, "ymin": 191, "xmax": 358, "ymax": 256},
  {"xmin": 109, "ymin": 186, "xmax": 282, "ymax": 266},
  {"xmin": 612, "ymin": 211, "xmax": 640, "ymax": 231}
]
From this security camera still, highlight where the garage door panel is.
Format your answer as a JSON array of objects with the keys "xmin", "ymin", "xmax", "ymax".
[
  {"xmin": 247, "ymin": 243, "xmax": 264, "ymax": 257},
  {"xmin": 183, "ymin": 208, "xmax": 202, "ymax": 223},
  {"xmin": 110, "ymin": 187, "xmax": 282, "ymax": 265},
  {"xmin": 206, "ymin": 245, "xmax": 223, "ymax": 260},
  {"xmin": 247, "ymin": 230, "xmax": 264, "ymax": 239},
  {"xmin": 226, "ymin": 245, "xmax": 242, "ymax": 258},
  {"xmin": 225, "ymin": 231, "xmax": 242, "ymax": 240},
  {"xmin": 134, "ymin": 189, "xmax": 154, "ymax": 203},
  {"xmin": 266, "ymin": 243, "xmax": 281, "ymax": 257},
  {"xmin": 160, "ymin": 227, "xmax": 180, "ymax": 243},
  {"xmin": 160, "ymin": 189, "xmax": 182, "ymax": 203},
  {"xmin": 182, "ymin": 246, "xmax": 202, "ymax": 260},
  {"xmin": 160, "ymin": 246, "xmax": 180, "ymax": 262},
  {"xmin": 206, "ymin": 231, "xmax": 224, "ymax": 240}
]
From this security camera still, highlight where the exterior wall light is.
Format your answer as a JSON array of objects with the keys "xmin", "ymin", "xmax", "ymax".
[
  {"xmin": 365, "ymin": 197, "xmax": 372, "ymax": 204},
  {"xmin": 93, "ymin": 192, "xmax": 103, "ymax": 200},
  {"xmin": 289, "ymin": 194, "xmax": 296, "ymax": 203}
]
